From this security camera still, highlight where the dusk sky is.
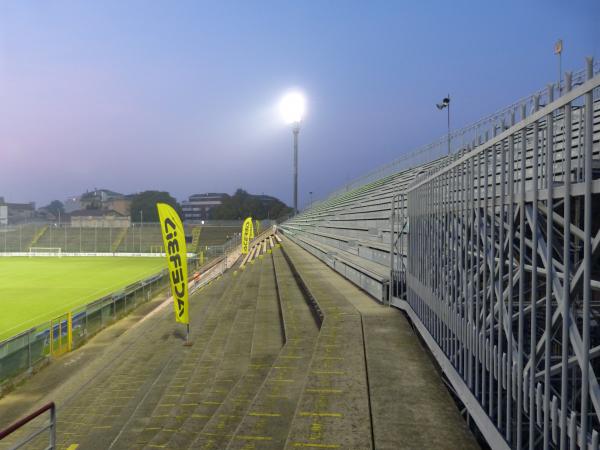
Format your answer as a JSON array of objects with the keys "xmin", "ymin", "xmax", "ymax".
[{"xmin": 1, "ymin": 1, "xmax": 598, "ymax": 208}]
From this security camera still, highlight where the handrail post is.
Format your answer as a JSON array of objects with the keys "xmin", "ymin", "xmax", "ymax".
[
  {"xmin": 27, "ymin": 330, "xmax": 32, "ymax": 371},
  {"xmin": 49, "ymin": 403, "xmax": 56, "ymax": 449}
]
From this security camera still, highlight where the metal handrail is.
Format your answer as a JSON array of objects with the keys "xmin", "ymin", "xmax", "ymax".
[
  {"xmin": 407, "ymin": 66, "xmax": 600, "ymax": 193},
  {"xmin": 320, "ymin": 60, "xmax": 600, "ymax": 203},
  {"xmin": 0, "ymin": 402, "xmax": 56, "ymax": 449}
]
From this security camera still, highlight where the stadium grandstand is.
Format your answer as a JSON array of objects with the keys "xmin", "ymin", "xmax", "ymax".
[
  {"xmin": 279, "ymin": 60, "xmax": 600, "ymax": 449},
  {"xmin": 1, "ymin": 61, "xmax": 599, "ymax": 450},
  {"xmin": 0, "ymin": 222, "xmax": 247, "ymax": 255}
]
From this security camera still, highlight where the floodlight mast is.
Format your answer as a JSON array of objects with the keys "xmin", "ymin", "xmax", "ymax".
[
  {"xmin": 293, "ymin": 121, "xmax": 300, "ymax": 215},
  {"xmin": 280, "ymin": 92, "xmax": 306, "ymax": 215}
]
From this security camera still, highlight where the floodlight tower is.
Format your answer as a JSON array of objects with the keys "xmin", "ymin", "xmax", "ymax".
[{"xmin": 280, "ymin": 91, "xmax": 306, "ymax": 215}]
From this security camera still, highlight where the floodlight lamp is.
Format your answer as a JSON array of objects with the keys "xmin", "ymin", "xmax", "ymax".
[
  {"xmin": 436, "ymin": 97, "xmax": 450, "ymax": 110},
  {"xmin": 280, "ymin": 91, "xmax": 306, "ymax": 124}
]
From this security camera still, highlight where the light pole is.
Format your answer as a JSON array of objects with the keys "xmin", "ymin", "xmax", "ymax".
[
  {"xmin": 309, "ymin": 191, "xmax": 313, "ymax": 209},
  {"xmin": 280, "ymin": 91, "xmax": 306, "ymax": 215},
  {"xmin": 140, "ymin": 210, "xmax": 143, "ymax": 253},
  {"xmin": 436, "ymin": 95, "xmax": 451, "ymax": 154},
  {"xmin": 293, "ymin": 122, "xmax": 299, "ymax": 214}
]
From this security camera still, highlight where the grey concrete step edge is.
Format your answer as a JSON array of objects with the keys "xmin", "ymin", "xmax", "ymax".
[
  {"xmin": 108, "ymin": 291, "xmax": 236, "ymax": 447},
  {"xmin": 184, "ymin": 261, "xmax": 276, "ymax": 448},
  {"xmin": 278, "ymin": 243, "xmax": 324, "ymax": 326},
  {"xmin": 278, "ymin": 239, "xmax": 371, "ymax": 450},
  {"xmin": 124, "ymin": 266, "xmax": 256, "ymax": 447},
  {"xmin": 224, "ymin": 252, "xmax": 321, "ymax": 449},
  {"xmin": 170, "ymin": 264, "xmax": 264, "ymax": 437},
  {"xmin": 272, "ymin": 248, "xmax": 321, "ymax": 334},
  {"xmin": 290, "ymin": 233, "xmax": 389, "ymax": 282},
  {"xmin": 288, "ymin": 225, "xmax": 390, "ymax": 252},
  {"xmin": 52, "ymin": 288, "xmax": 221, "ymax": 441},
  {"xmin": 279, "ymin": 238, "xmax": 364, "ymax": 318},
  {"xmin": 271, "ymin": 250, "xmax": 289, "ymax": 345},
  {"xmin": 67, "ymin": 279, "xmax": 232, "ymax": 448}
]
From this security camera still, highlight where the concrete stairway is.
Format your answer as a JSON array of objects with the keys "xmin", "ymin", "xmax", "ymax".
[
  {"xmin": 227, "ymin": 248, "xmax": 320, "ymax": 449},
  {"xmin": 110, "ymin": 262, "xmax": 262, "ymax": 448},
  {"xmin": 190, "ymin": 227, "xmax": 202, "ymax": 254},
  {"xmin": 110, "ymin": 227, "xmax": 129, "ymax": 252},
  {"xmin": 53, "ymin": 267, "xmax": 232, "ymax": 449},
  {"xmin": 27, "ymin": 225, "xmax": 48, "ymax": 249}
]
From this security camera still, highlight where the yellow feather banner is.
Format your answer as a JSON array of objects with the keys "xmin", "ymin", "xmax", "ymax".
[
  {"xmin": 242, "ymin": 217, "xmax": 254, "ymax": 254},
  {"xmin": 157, "ymin": 203, "xmax": 189, "ymax": 324}
]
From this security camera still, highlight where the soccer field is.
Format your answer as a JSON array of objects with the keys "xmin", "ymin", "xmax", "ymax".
[{"xmin": 0, "ymin": 257, "xmax": 166, "ymax": 341}]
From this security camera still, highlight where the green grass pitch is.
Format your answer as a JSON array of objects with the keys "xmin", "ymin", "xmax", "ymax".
[{"xmin": 0, "ymin": 257, "xmax": 166, "ymax": 341}]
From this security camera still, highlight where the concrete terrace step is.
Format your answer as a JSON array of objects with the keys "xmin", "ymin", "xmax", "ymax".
[
  {"xmin": 227, "ymin": 248, "xmax": 320, "ymax": 449},
  {"xmin": 135, "ymin": 262, "xmax": 264, "ymax": 448},
  {"xmin": 280, "ymin": 239, "xmax": 373, "ymax": 450},
  {"xmin": 120, "ymin": 268, "xmax": 253, "ymax": 448},
  {"xmin": 18, "ymin": 275, "xmax": 228, "ymax": 449},
  {"xmin": 290, "ymin": 232, "xmax": 389, "ymax": 282},
  {"xmin": 186, "ymin": 257, "xmax": 284, "ymax": 448},
  {"xmin": 62, "ymin": 265, "xmax": 238, "ymax": 449},
  {"xmin": 281, "ymin": 236, "xmax": 480, "ymax": 450}
]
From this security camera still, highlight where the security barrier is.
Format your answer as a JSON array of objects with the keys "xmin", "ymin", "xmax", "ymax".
[{"xmin": 0, "ymin": 270, "xmax": 169, "ymax": 390}]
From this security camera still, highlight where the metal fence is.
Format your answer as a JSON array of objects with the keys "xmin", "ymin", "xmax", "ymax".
[
  {"xmin": 318, "ymin": 61, "xmax": 600, "ymax": 207},
  {"xmin": 200, "ymin": 234, "xmax": 242, "ymax": 261},
  {"xmin": 185, "ymin": 219, "xmax": 274, "ymax": 227},
  {"xmin": 402, "ymin": 59, "xmax": 600, "ymax": 449},
  {"xmin": 0, "ymin": 223, "xmax": 166, "ymax": 254},
  {"xmin": 0, "ymin": 221, "xmax": 248, "ymax": 254},
  {"xmin": 0, "ymin": 256, "xmax": 204, "ymax": 390}
]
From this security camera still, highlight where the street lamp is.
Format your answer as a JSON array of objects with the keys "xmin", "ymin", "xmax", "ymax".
[
  {"xmin": 280, "ymin": 91, "xmax": 306, "ymax": 215},
  {"xmin": 309, "ymin": 191, "xmax": 313, "ymax": 209},
  {"xmin": 436, "ymin": 95, "xmax": 451, "ymax": 154}
]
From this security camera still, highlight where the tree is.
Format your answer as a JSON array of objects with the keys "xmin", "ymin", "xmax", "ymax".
[
  {"xmin": 44, "ymin": 200, "xmax": 65, "ymax": 217},
  {"xmin": 130, "ymin": 191, "xmax": 182, "ymax": 223},
  {"xmin": 210, "ymin": 189, "xmax": 292, "ymax": 220}
]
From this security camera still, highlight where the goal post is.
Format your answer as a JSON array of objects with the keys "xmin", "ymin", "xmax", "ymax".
[{"xmin": 29, "ymin": 247, "xmax": 62, "ymax": 257}]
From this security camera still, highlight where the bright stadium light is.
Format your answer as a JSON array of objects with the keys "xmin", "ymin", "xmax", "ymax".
[
  {"xmin": 279, "ymin": 90, "xmax": 306, "ymax": 215},
  {"xmin": 280, "ymin": 91, "xmax": 306, "ymax": 124}
]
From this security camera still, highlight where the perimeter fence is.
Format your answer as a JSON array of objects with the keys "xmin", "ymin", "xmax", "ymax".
[
  {"xmin": 0, "ymin": 221, "xmax": 251, "ymax": 254},
  {"xmin": 0, "ymin": 257, "xmax": 203, "ymax": 392}
]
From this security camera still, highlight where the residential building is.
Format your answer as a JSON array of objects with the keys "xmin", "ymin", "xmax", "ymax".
[
  {"xmin": 79, "ymin": 189, "xmax": 132, "ymax": 216},
  {"xmin": 182, "ymin": 193, "xmax": 227, "ymax": 221},
  {"xmin": 70, "ymin": 209, "xmax": 130, "ymax": 228},
  {"xmin": 64, "ymin": 196, "xmax": 83, "ymax": 213},
  {"xmin": 0, "ymin": 201, "xmax": 36, "ymax": 224}
]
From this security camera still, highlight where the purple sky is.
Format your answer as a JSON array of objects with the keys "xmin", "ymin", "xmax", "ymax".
[{"xmin": 0, "ymin": 1, "xmax": 598, "ymax": 208}]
